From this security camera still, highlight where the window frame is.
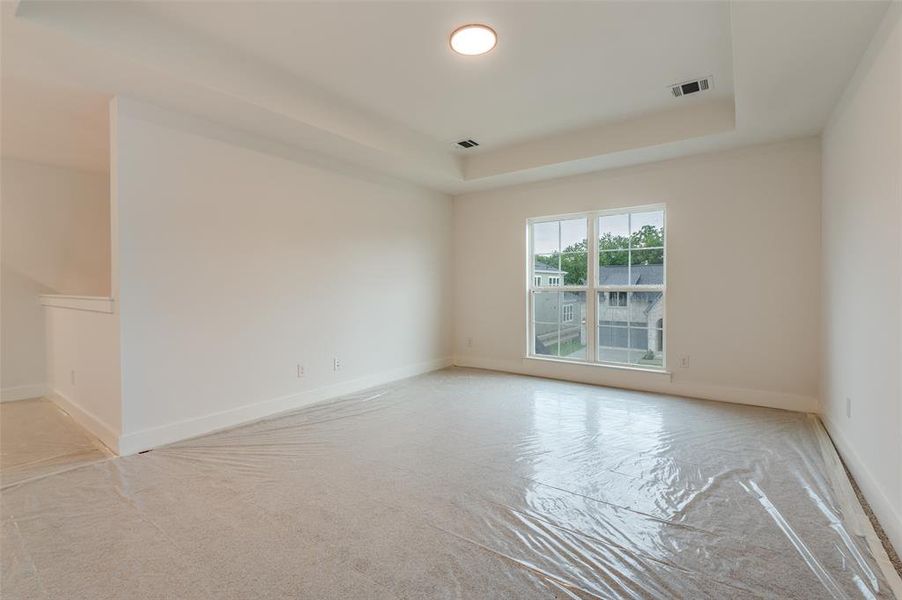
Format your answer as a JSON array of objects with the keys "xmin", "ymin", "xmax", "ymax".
[{"xmin": 526, "ymin": 205, "xmax": 667, "ymax": 370}]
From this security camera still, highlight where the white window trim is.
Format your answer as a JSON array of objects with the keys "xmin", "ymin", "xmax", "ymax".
[{"xmin": 526, "ymin": 205, "xmax": 667, "ymax": 370}]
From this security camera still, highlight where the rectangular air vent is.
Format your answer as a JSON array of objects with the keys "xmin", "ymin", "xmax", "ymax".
[
  {"xmin": 456, "ymin": 139, "xmax": 479, "ymax": 149},
  {"xmin": 670, "ymin": 77, "xmax": 711, "ymax": 98}
]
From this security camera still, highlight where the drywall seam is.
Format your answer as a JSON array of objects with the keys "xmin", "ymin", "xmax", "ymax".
[
  {"xmin": 0, "ymin": 384, "xmax": 47, "ymax": 403},
  {"xmin": 117, "ymin": 357, "xmax": 453, "ymax": 456},
  {"xmin": 47, "ymin": 388, "xmax": 120, "ymax": 453},
  {"xmin": 822, "ymin": 414, "xmax": 902, "ymax": 558},
  {"xmin": 455, "ymin": 356, "xmax": 818, "ymax": 413}
]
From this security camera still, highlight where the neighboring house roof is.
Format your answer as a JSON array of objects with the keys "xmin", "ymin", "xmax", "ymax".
[
  {"xmin": 534, "ymin": 260, "xmax": 566, "ymax": 274},
  {"xmin": 646, "ymin": 292, "xmax": 664, "ymax": 316},
  {"xmin": 598, "ymin": 264, "xmax": 663, "ymax": 285}
]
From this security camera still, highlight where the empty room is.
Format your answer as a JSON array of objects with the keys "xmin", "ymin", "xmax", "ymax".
[{"xmin": 1, "ymin": 1, "xmax": 900, "ymax": 598}]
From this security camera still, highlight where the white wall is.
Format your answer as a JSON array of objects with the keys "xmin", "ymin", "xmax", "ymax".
[
  {"xmin": 111, "ymin": 99, "xmax": 453, "ymax": 453},
  {"xmin": 821, "ymin": 5, "xmax": 901, "ymax": 552},
  {"xmin": 453, "ymin": 137, "xmax": 822, "ymax": 412},
  {"xmin": 1, "ymin": 159, "xmax": 110, "ymax": 400},
  {"xmin": 44, "ymin": 302, "xmax": 121, "ymax": 450}
]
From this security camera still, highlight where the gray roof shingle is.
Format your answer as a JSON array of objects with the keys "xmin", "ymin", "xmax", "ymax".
[
  {"xmin": 598, "ymin": 264, "xmax": 663, "ymax": 285},
  {"xmin": 534, "ymin": 260, "xmax": 565, "ymax": 274}
]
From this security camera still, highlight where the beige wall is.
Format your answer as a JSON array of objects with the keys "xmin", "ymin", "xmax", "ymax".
[
  {"xmin": 821, "ymin": 4, "xmax": 901, "ymax": 552},
  {"xmin": 111, "ymin": 99, "xmax": 453, "ymax": 452},
  {"xmin": 1, "ymin": 159, "xmax": 110, "ymax": 399},
  {"xmin": 453, "ymin": 137, "xmax": 822, "ymax": 412}
]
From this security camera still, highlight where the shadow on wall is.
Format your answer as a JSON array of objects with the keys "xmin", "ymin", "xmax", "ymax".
[{"xmin": 1, "ymin": 265, "xmax": 52, "ymax": 394}]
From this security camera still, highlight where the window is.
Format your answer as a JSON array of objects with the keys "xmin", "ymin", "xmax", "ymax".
[
  {"xmin": 529, "ymin": 217, "xmax": 588, "ymax": 360},
  {"xmin": 562, "ymin": 304, "xmax": 574, "ymax": 322},
  {"xmin": 528, "ymin": 207, "xmax": 665, "ymax": 369},
  {"xmin": 607, "ymin": 291, "xmax": 627, "ymax": 306}
]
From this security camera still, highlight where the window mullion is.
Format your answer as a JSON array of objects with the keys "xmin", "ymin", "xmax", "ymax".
[
  {"xmin": 588, "ymin": 213, "xmax": 598, "ymax": 362},
  {"xmin": 527, "ymin": 220, "xmax": 535, "ymax": 356}
]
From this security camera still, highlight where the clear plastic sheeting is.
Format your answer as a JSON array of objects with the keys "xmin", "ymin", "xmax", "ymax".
[
  {"xmin": 1, "ymin": 368, "xmax": 899, "ymax": 599},
  {"xmin": 0, "ymin": 398, "xmax": 111, "ymax": 489}
]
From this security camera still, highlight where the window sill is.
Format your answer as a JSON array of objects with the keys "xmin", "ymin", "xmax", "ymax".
[{"xmin": 524, "ymin": 355, "xmax": 672, "ymax": 377}]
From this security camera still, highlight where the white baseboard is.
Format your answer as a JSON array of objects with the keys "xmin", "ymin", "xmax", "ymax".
[
  {"xmin": 1, "ymin": 383, "xmax": 47, "ymax": 403},
  {"xmin": 47, "ymin": 389, "xmax": 121, "ymax": 454},
  {"xmin": 117, "ymin": 357, "xmax": 453, "ymax": 456},
  {"xmin": 454, "ymin": 356, "xmax": 819, "ymax": 413},
  {"xmin": 821, "ymin": 415, "xmax": 902, "ymax": 556}
]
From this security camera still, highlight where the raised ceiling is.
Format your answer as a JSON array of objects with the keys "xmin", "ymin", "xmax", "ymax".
[
  {"xmin": 140, "ymin": 1, "xmax": 735, "ymax": 150},
  {"xmin": 0, "ymin": 1, "xmax": 891, "ymax": 192}
]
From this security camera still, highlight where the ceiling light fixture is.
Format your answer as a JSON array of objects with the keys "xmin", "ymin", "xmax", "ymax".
[{"xmin": 450, "ymin": 24, "xmax": 497, "ymax": 56}]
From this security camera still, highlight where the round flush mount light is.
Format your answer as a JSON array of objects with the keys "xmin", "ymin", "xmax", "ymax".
[{"xmin": 450, "ymin": 24, "xmax": 497, "ymax": 56}]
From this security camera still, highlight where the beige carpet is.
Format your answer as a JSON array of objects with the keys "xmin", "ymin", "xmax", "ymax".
[{"xmin": 1, "ymin": 369, "xmax": 899, "ymax": 598}]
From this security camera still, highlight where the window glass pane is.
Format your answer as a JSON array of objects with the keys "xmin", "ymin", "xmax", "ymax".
[
  {"xmin": 560, "ymin": 218, "xmax": 587, "ymax": 252},
  {"xmin": 560, "ymin": 251, "xmax": 587, "ymax": 285},
  {"xmin": 629, "ymin": 248, "xmax": 664, "ymax": 285},
  {"xmin": 558, "ymin": 292, "xmax": 587, "ymax": 359},
  {"xmin": 533, "ymin": 219, "xmax": 587, "ymax": 287},
  {"xmin": 629, "ymin": 327, "xmax": 650, "ymax": 350},
  {"xmin": 535, "ymin": 253, "xmax": 559, "ymax": 270},
  {"xmin": 644, "ymin": 294, "xmax": 665, "ymax": 366},
  {"xmin": 626, "ymin": 292, "xmax": 664, "ymax": 367},
  {"xmin": 532, "ymin": 291, "xmax": 560, "ymax": 357},
  {"xmin": 630, "ymin": 210, "xmax": 664, "ymax": 246},
  {"xmin": 534, "ymin": 254, "xmax": 560, "ymax": 287},
  {"xmin": 635, "ymin": 324, "xmax": 665, "ymax": 367},
  {"xmin": 532, "ymin": 221, "xmax": 559, "ymax": 255},
  {"xmin": 596, "ymin": 291, "xmax": 665, "ymax": 367},
  {"xmin": 597, "ymin": 291, "xmax": 629, "ymax": 323},
  {"xmin": 599, "ymin": 214, "xmax": 630, "ymax": 251},
  {"xmin": 630, "ymin": 291, "xmax": 663, "ymax": 326},
  {"xmin": 533, "ymin": 291, "xmax": 560, "ymax": 324},
  {"xmin": 599, "ymin": 251, "xmax": 629, "ymax": 285},
  {"xmin": 533, "ymin": 292, "xmax": 586, "ymax": 359},
  {"xmin": 597, "ymin": 343, "xmax": 630, "ymax": 365},
  {"xmin": 629, "ymin": 349, "xmax": 663, "ymax": 367},
  {"xmin": 597, "ymin": 323, "xmax": 628, "ymax": 347}
]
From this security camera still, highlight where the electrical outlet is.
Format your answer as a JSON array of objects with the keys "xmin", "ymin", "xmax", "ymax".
[
  {"xmin": 333, "ymin": 357, "xmax": 341, "ymax": 371},
  {"xmin": 846, "ymin": 397, "xmax": 852, "ymax": 418},
  {"xmin": 296, "ymin": 364, "xmax": 305, "ymax": 378},
  {"xmin": 679, "ymin": 355, "xmax": 690, "ymax": 369},
  {"xmin": 467, "ymin": 337, "xmax": 473, "ymax": 348},
  {"xmin": 70, "ymin": 370, "xmax": 76, "ymax": 384}
]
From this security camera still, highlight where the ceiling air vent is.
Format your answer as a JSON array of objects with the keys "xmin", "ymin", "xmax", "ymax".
[
  {"xmin": 456, "ymin": 139, "xmax": 479, "ymax": 149},
  {"xmin": 670, "ymin": 77, "xmax": 711, "ymax": 98}
]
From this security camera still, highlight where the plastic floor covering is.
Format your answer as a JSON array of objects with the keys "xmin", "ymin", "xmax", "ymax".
[
  {"xmin": 0, "ymin": 398, "xmax": 110, "ymax": 488},
  {"xmin": 1, "ymin": 368, "xmax": 900, "ymax": 599}
]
